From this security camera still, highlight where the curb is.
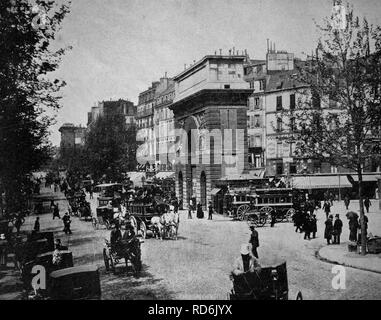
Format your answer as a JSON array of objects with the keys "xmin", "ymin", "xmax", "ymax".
[{"xmin": 315, "ymin": 247, "xmax": 381, "ymax": 275}]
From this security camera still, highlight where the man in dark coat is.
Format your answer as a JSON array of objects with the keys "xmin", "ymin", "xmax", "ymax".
[
  {"xmin": 364, "ymin": 197, "xmax": 371, "ymax": 213},
  {"xmin": 311, "ymin": 214, "xmax": 317, "ymax": 239},
  {"xmin": 323, "ymin": 201, "xmax": 331, "ymax": 219},
  {"xmin": 196, "ymin": 203, "xmax": 204, "ymax": 219},
  {"xmin": 208, "ymin": 202, "xmax": 213, "ymax": 220},
  {"xmin": 33, "ymin": 217, "xmax": 40, "ymax": 232},
  {"xmin": 62, "ymin": 212, "xmax": 72, "ymax": 235},
  {"xmin": 333, "ymin": 214, "xmax": 343, "ymax": 244},
  {"xmin": 249, "ymin": 226, "xmax": 259, "ymax": 258},
  {"xmin": 303, "ymin": 214, "xmax": 311, "ymax": 240},
  {"xmin": 324, "ymin": 215, "xmax": 334, "ymax": 245}
]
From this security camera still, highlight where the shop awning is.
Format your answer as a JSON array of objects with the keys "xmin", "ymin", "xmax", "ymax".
[
  {"xmin": 349, "ymin": 174, "xmax": 381, "ymax": 182},
  {"xmin": 292, "ymin": 175, "xmax": 352, "ymax": 190},
  {"xmin": 154, "ymin": 171, "xmax": 175, "ymax": 179},
  {"xmin": 210, "ymin": 188, "xmax": 221, "ymax": 196},
  {"xmin": 219, "ymin": 173, "xmax": 263, "ymax": 181}
]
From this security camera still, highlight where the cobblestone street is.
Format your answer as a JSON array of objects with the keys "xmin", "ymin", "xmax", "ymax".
[{"xmin": 3, "ymin": 189, "xmax": 381, "ymax": 300}]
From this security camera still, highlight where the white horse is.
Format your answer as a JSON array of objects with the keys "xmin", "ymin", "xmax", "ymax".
[
  {"xmin": 151, "ymin": 216, "xmax": 163, "ymax": 239},
  {"xmin": 160, "ymin": 211, "xmax": 180, "ymax": 240}
]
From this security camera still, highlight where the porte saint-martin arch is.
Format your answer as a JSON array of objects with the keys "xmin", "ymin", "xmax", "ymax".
[{"xmin": 169, "ymin": 55, "xmax": 253, "ymax": 209}]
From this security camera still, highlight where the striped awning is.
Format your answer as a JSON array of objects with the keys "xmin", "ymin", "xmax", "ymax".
[{"xmin": 292, "ymin": 175, "xmax": 352, "ymax": 190}]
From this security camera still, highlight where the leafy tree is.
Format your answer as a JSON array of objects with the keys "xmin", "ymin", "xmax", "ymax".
[
  {"xmin": 84, "ymin": 114, "xmax": 137, "ymax": 182},
  {"xmin": 0, "ymin": 0, "xmax": 70, "ymax": 214},
  {"xmin": 290, "ymin": 1, "xmax": 381, "ymax": 254}
]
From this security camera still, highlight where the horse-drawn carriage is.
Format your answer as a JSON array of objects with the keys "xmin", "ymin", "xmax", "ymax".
[
  {"xmin": 92, "ymin": 183, "xmax": 124, "ymax": 230},
  {"xmin": 124, "ymin": 201, "xmax": 178, "ymax": 240},
  {"xmin": 227, "ymin": 188, "xmax": 297, "ymax": 227},
  {"xmin": 103, "ymin": 236, "xmax": 143, "ymax": 276},
  {"xmin": 229, "ymin": 258, "xmax": 303, "ymax": 300}
]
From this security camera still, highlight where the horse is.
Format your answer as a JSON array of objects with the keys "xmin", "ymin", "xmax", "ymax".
[
  {"xmin": 160, "ymin": 211, "xmax": 180, "ymax": 240},
  {"xmin": 150, "ymin": 216, "xmax": 163, "ymax": 239}
]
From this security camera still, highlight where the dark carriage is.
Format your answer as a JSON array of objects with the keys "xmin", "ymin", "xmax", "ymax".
[
  {"xmin": 229, "ymin": 259, "xmax": 302, "ymax": 300},
  {"xmin": 125, "ymin": 201, "xmax": 169, "ymax": 239},
  {"xmin": 48, "ymin": 265, "xmax": 101, "ymax": 300},
  {"xmin": 228, "ymin": 188, "xmax": 298, "ymax": 227},
  {"xmin": 103, "ymin": 236, "xmax": 143, "ymax": 276},
  {"xmin": 92, "ymin": 183, "xmax": 124, "ymax": 229}
]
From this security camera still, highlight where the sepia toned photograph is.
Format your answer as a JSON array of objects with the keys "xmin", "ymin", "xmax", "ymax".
[{"xmin": 1, "ymin": 0, "xmax": 381, "ymax": 304}]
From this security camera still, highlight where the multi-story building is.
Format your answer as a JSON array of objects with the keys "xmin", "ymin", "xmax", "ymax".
[
  {"xmin": 244, "ymin": 59, "xmax": 266, "ymax": 172},
  {"xmin": 136, "ymin": 82, "xmax": 160, "ymax": 170},
  {"xmin": 153, "ymin": 75, "xmax": 175, "ymax": 172}
]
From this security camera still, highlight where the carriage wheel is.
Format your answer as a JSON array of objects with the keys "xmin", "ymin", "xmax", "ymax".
[
  {"xmin": 129, "ymin": 216, "xmax": 138, "ymax": 235},
  {"xmin": 139, "ymin": 221, "xmax": 147, "ymax": 239},
  {"xmin": 259, "ymin": 206, "xmax": 273, "ymax": 214},
  {"xmin": 286, "ymin": 208, "xmax": 295, "ymax": 223},
  {"xmin": 103, "ymin": 248, "xmax": 110, "ymax": 271},
  {"xmin": 92, "ymin": 217, "xmax": 98, "ymax": 230},
  {"xmin": 247, "ymin": 213, "xmax": 259, "ymax": 226},
  {"xmin": 237, "ymin": 205, "xmax": 250, "ymax": 221}
]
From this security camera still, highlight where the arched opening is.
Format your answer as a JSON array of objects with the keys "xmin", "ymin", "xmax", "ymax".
[
  {"xmin": 200, "ymin": 171, "xmax": 207, "ymax": 208},
  {"xmin": 178, "ymin": 171, "xmax": 183, "ymax": 208}
]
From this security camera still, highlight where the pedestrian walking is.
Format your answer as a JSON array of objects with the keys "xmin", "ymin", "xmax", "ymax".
[
  {"xmin": 89, "ymin": 185, "xmax": 94, "ymax": 200},
  {"xmin": 62, "ymin": 212, "xmax": 72, "ymax": 235},
  {"xmin": 14, "ymin": 214, "xmax": 25, "ymax": 235},
  {"xmin": 324, "ymin": 215, "xmax": 334, "ymax": 245},
  {"xmin": 270, "ymin": 211, "xmax": 276, "ymax": 227},
  {"xmin": 348, "ymin": 216, "xmax": 359, "ymax": 242},
  {"xmin": 311, "ymin": 214, "xmax": 317, "ymax": 239},
  {"xmin": 188, "ymin": 207, "xmax": 192, "ymax": 219},
  {"xmin": 333, "ymin": 214, "xmax": 343, "ymax": 244},
  {"xmin": 303, "ymin": 214, "xmax": 311, "ymax": 240},
  {"xmin": 208, "ymin": 202, "xmax": 213, "ymax": 220},
  {"xmin": 173, "ymin": 197, "xmax": 179, "ymax": 214},
  {"xmin": 344, "ymin": 195, "xmax": 350, "ymax": 210},
  {"xmin": 53, "ymin": 204, "xmax": 60, "ymax": 220},
  {"xmin": 322, "ymin": 200, "xmax": 331, "ymax": 219},
  {"xmin": 249, "ymin": 226, "xmax": 259, "ymax": 258},
  {"xmin": 364, "ymin": 197, "xmax": 371, "ymax": 213},
  {"xmin": 33, "ymin": 217, "xmax": 40, "ymax": 232},
  {"xmin": 196, "ymin": 203, "xmax": 204, "ymax": 219}
]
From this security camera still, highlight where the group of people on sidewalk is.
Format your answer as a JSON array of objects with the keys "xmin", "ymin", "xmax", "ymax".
[{"xmin": 187, "ymin": 199, "xmax": 215, "ymax": 220}]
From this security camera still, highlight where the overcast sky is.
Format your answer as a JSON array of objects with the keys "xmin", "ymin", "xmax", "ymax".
[{"xmin": 48, "ymin": 0, "xmax": 381, "ymax": 145}]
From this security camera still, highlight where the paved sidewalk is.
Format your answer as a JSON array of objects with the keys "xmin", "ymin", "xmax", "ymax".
[{"xmin": 318, "ymin": 243, "xmax": 381, "ymax": 274}]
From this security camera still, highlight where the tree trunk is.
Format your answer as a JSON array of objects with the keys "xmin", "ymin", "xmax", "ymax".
[{"xmin": 357, "ymin": 164, "xmax": 367, "ymax": 255}]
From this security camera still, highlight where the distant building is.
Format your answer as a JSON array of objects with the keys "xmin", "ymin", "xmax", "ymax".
[
  {"xmin": 87, "ymin": 99, "xmax": 136, "ymax": 128},
  {"xmin": 59, "ymin": 123, "xmax": 86, "ymax": 152}
]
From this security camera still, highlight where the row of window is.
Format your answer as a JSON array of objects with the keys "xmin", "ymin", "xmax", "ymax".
[{"xmin": 276, "ymin": 93, "xmax": 295, "ymax": 111}]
